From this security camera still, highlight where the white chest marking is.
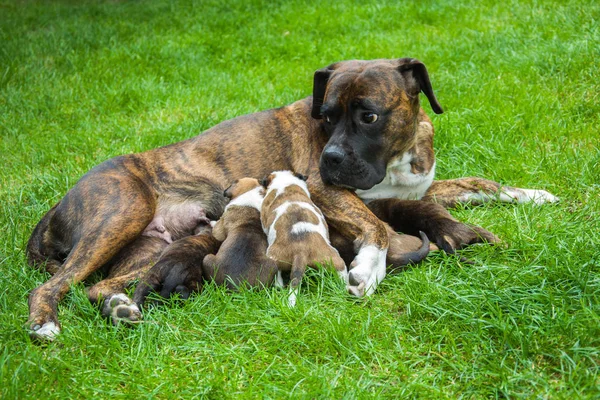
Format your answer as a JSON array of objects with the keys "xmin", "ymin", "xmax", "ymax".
[{"xmin": 356, "ymin": 153, "xmax": 435, "ymax": 202}]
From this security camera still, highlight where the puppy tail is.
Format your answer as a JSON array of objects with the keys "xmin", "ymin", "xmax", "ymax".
[
  {"xmin": 26, "ymin": 203, "xmax": 63, "ymax": 274},
  {"xmin": 288, "ymin": 254, "xmax": 309, "ymax": 307},
  {"xmin": 388, "ymin": 231, "xmax": 431, "ymax": 270}
]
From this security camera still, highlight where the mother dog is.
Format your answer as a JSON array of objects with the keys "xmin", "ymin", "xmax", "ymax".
[{"xmin": 26, "ymin": 58, "xmax": 555, "ymax": 341}]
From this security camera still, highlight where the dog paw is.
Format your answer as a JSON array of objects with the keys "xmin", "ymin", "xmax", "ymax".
[
  {"xmin": 502, "ymin": 187, "xmax": 559, "ymax": 205},
  {"xmin": 102, "ymin": 294, "xmax": 141, "ymax": 325},
  {"xmin": 347, "ymin": 282, "xmax": 366, "ymax": 297},
  {"xmin": 29, "ymin": 321, "xmax": 61, "ymax": 342},
  {"xmin": 347, "ymin": 245, "xmax": 387, "ymax": 297},
  {"xmin": 426, "ymin": 218, "xmax": 500, "ymax": 253}
]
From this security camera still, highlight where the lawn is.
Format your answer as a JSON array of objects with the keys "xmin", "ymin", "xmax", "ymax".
[{"xmin": 1, "ymin": 0, "xmax": 599, "ymax": 397}]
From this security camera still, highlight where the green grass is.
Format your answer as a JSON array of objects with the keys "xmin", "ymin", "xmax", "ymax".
[{"xmin": 1, "ymin": 0, "xmax": 599, "ymax": 397}]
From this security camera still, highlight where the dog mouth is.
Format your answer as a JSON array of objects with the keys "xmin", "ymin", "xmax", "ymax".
[{"xmin": 319, "ymin": 159, "xmax": 384, "ymax": 190}]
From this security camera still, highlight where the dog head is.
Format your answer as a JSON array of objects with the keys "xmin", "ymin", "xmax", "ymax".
[
  {"xmin": 223, "ymin": 177, "xmax": 263, "ymax": 200},
  {"xmin": 312, "ymin": 58, "xmax": 443, "ymax": 190}
]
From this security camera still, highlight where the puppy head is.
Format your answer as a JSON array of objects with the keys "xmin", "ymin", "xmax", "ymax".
[
  {"xmin": 312, "ymin": 58, "xmax": 443, "ymax": 190},
  {"xmin": 223, "ymin": 177, "xmax": 263, "ymax": 200},
  {"xmin": 261, "ymin": 170, "xmax": 310, "ymax": 197}
]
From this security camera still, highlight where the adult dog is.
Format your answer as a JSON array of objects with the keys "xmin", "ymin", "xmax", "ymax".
[{"xmin": 26, "ymin": 58, "xmax": 556, "ymax": 341}]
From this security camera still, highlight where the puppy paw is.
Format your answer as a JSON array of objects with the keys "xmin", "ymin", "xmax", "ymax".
[
  {"xmin": 29, "ymin": 321, "xmax": 61, "ymax": 342},
  {"xmin": 102, "ymin": 293, "xmax": 142, "ymax": 325}
]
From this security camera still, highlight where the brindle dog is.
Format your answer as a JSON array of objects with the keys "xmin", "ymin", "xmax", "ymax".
[{"xmin": 27, "ymin": 58, "xmax": 556, "ymax": 341}]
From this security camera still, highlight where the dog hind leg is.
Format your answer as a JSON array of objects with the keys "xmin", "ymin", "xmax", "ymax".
[
  {"xmin": 28, "ymin": 175, "xmax": 156, "ymax": 341},
  {"xmin": 87, "ymin": 236, "xmax": 168, "ymax": 325}
]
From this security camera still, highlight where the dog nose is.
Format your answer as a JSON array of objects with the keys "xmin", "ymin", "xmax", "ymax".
[{"xmin": 322, "ymin": 146, "xmax": 346, "ymax": 166}]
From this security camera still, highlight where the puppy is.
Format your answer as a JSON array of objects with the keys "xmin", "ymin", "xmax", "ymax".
[
  {"xmin": 133, "ymin": 224, "xmax": 220, "ymax": 306},
  {"xmin": 261, "ymin": 170, "xmax": 347, "ymax": 306},
  {"xmin": 202, "ymin": 178, "xmax": 278, "ymax": 289}
]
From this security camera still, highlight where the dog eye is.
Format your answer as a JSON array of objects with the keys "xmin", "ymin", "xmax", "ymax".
[
  {"xmin": 324, "ymin": 115, "xmax": 331, "ymax": 123},
  {"xmin": 361, "ymin": 112, "xmax": 378, "ymax": 123}
]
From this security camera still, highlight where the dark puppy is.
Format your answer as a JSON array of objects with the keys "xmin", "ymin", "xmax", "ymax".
[
  {"xmin": 133, "ymin": 225, "xmax": 220, "ymax": 306},
  {"xmin": 203, "ymin": 178, "xmax": 278, "ymax": 289}
]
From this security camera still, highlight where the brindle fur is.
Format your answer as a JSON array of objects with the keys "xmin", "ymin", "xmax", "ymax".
[{"xmin": 27, "ymin": 58, "xmax": 501, "ymax": 339}]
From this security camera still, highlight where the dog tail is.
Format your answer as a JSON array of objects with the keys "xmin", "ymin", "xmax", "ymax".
[
  {"xmin": 388, "ymin": 231, "xmax": 431, "ymax": 270},
  {"xmin": 26, "ymin": 203, "xmax": 63, "ymax": 275}
]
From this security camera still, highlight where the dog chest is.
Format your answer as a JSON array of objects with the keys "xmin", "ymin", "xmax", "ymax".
[{"xmin": 356, "ymin": 153, "xmax": 436, "ymax": 202}]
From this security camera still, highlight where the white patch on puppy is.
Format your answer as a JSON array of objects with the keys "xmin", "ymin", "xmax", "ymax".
[
  {"xmin": 265, "ymin": 170, "xmax": 310, "ymax": 198},
  {"xmin": 225, "ymin": 186, "xmax": 265, "ymax": 210},
  {"xmin": 290, "ymin": 221, "xmax": 328, "ymax": 240},
  {"xmin": 265, "ymin": 201, "xmax": 327, "ymax": 247}
]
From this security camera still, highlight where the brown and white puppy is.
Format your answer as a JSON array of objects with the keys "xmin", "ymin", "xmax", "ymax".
[
  {"xmin": 261, "ymin": 171, "xmax": 347, "ymax": 306},
  {"xmin": 203, "ymin": 178, "xmax": 278, "ymax": 289}
]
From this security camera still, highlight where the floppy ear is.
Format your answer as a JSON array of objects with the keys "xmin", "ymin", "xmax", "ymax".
[
  {"xmin": 311, "ymin": 68, "xmax": 333, "ymax": 119},
  {"xmin": 260, "ymin": 176, "xmax": 269, "ymax": 189},
  {"xmin": 294, "ymin": 172, "xmax": 308, "ymax": 182},
  {"xmin": 397, "ymin": 58, "xmax": 444, "ymax": 114},
  {"xmin": 223, "ymin": 182, "xmax": 235, "ymax": 199}
]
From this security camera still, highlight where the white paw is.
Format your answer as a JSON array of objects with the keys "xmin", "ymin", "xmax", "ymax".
[
  {"xmin": 287, "ymin": 288, "xmax": 297, "ymax": 308},
  {"xmin": 347, "ymin": 245, "xmax": 387, "ymax": 297},
  {"xmin": 274, "ymin": 271, "xmax": 285, "ymax": 288},
  {"xmin": 338, "ymin": 269, "xmax": 349, "ymax": 284},
  {"xmin": 502, "ymin": 188, "xmax": 560, "ymax": 205},
  {"xmin": 102, "ymin": 293, "xmax": 141, "ymax": 325},
  {"xmin": 30, "ymin": 321, "xmax": 60, "ymax": 341}
]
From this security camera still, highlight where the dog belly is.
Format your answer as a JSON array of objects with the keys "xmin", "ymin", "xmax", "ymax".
[{"xmin": 142, "ymin": 198, "xmax": 211, "ymax": 243}]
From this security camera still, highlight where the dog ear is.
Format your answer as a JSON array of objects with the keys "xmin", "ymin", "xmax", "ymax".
[
  {"xmin": 397, "ymin": 58, "xmax": 444, "ymax": 114},
  {"xmin": 311, "ymin": 68, "xmax": 333, "ymax": 119},
  {"xmin": 294, "ymin": 172, "xmax": 308, "ymax": 182}
]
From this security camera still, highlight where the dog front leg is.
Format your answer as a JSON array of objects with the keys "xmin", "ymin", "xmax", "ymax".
[
  {"xmin": 367, "ymin": 198, "xmax": 499, "ymax": 253},
  {"xmin": 310, "ymin": 181, "xmax": 389, "ymax": 297}
]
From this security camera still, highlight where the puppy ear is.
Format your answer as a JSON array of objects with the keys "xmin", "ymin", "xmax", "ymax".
[
  {"xmin": 260, "ymin": 177, "xmax": 269, "ymax": 189},
  {"xmin": 223, "ymin": 183, "xmax": 234, "ymax": 199},
  {"xmin": 311, "ymin": 67, "xmax": 333, "ymax": 119},
  {"xmin": 294, "ymin": 172, "xmax": 308, "ymax": 182},
  {"xmin": 397, "ymin": 58, "xmax": 444, "ymax": 114}
]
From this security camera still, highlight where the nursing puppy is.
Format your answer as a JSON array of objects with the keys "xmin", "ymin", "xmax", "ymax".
[
  {"xmin": 203, "ymin": 178, "xmax": 278, "ymax": 289},
  {"xmin": 261, "ymin": 171, "xmax": 347, "ymax": 306}
]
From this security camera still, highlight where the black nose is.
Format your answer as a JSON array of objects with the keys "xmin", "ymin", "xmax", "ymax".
[{"xmin": 322, "ymin": 146, "xmax": 346, "ymax": 167}]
